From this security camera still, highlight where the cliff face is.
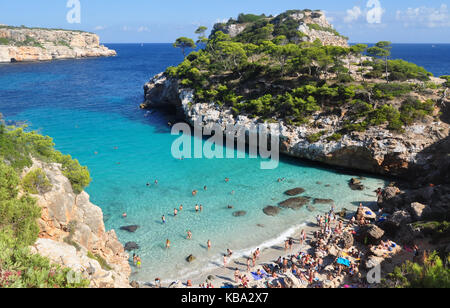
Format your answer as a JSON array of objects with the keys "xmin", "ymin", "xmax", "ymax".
[
  {"xmin": 0, "ymin": 26, "xmax": 116, "ymax": 63},
  {"xmin": 142, "ymin": 73, "xmax": 449, "ymax": 178},
  {"xmin": 24, "ymin": 159, "xmax": 131, "ymax": 288}
]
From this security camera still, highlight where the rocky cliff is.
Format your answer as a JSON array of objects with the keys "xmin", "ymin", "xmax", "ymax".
[
  {"xmin": 0, "ymin": 26, "xmax": 116, "ymax": 63},
  {"xmin": 142, "ymin": 73, "xmax": 449, "ymax": 178},
  {"xmin": 24, "ymin": 159, "xmax": 131, "ymax": 288}
]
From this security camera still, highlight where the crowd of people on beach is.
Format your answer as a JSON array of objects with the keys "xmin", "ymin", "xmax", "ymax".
[{"xmin": 122, "ymin": 177, "xmax": 412, "ymax": 289}]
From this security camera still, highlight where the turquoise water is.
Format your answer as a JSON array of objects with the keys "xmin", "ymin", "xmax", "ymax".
[{"xmin": 0, "ymin": 44, "xmax": 401, "ymax": 281}]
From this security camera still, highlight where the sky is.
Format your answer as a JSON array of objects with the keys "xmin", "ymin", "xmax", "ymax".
[{"xmin": 1, "ymin": 0, "xmax": 450, "ymax": 43}]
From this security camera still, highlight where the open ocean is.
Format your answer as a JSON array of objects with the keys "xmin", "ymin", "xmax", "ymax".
[{"xmin": 0, "ymin": 43, "xmax": 447, "ymax": 282}]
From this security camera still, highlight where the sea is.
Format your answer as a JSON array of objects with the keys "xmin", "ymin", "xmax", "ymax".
[{"xmin": 0, "ymin": 43, "xmax": 448, "ymax": 282}]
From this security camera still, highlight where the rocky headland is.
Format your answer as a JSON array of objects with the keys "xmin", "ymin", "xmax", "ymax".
[{"xmin": 0, "ymin": 25, "xmax": 116, "ymax": 63}]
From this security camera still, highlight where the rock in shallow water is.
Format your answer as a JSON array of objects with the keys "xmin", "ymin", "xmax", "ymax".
[
  {"xmin": 349, "ymin": 178, "xmax": 364, "ymax": 190},
  {"xmin": 124, "ymin": 242, "xmax": 140, "ymax": 251},
  {"xmin": 284, "ymin": 187, "xmax": 306, "ymax": 196},
  {"xmin": 279, "ymin": 197, "xmax": 310, "ymax": 210},
  {"xmin": 263, "ymin": 206, "xmax": 281, "ymax": 216},
  {"xmin": 232, "ymin": 211, "xmax": 247, "ymax": 217},
  {"xmin": 120, "ymin": 225, "xmax": 140, "ymax": 233},
  {"xmin": 186, "ymin": 255, "xmax": 196, "ymax": 263}
]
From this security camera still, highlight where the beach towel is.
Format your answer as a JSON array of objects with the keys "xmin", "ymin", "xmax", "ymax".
[
  {"xmin": 251, "ymin": 269, "xmax": 268, "ymax": 281},
  {"xmin": 337, "ymin": 258, "xmax": 351, "ymax": 267}
]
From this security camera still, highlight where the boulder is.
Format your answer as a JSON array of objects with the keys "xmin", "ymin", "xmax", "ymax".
[
  {"xmin": 284, "ymin": 187, "xmax": 306, "ymax": 196},
  {"xmin": 381, "ymin": 210, "xmax": 412, "ymax": 235},
  {"xmin": 279, "ymin": 197, "xmax": 310, "ymax": 210},
  {"xmin": 359, "ymin": 225, "xmax": 384, "ymax": 244},
  {"xmin": 186, "ymin": 255, "xmax": 196, "ymax": 263},
  {"xmin": 342, "ymin": 232, "xmax": 354, "ymax": 249},
  {"xmin": 232, "ymin": 211, "xmax": 247, "ymax": 217},
  {"xmin": 120, "ymin": 225, "xmax": 139, "ymax": 233},
  {"xmin": 349, "ymin": 178, "xmax": 364, "ymax": 190},
  {"xmin": 263, "ymin": 206, "xmax": 280, "ymax": 216},
  {"xmin": 409, "ymin": 202, "xmax": 428, "ymax": 221},
  {"xmin": 130, "ymin": 281, "xmax": 140, "ymax": 288},
  {"xmin": 313, "ymin": 198, "xmax": 334, "ymax": 205},
  {"xmin": 124, "ymin": 242, "xmax": 139, "ymax": 251},
  {"xmin": 381, "ymin": 186, "xmax": 401, "ymax": 202}
]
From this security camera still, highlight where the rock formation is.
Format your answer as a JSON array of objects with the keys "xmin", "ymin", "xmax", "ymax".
[
  {"xmin": 23, "ymin": 159, "xmax": 130, "ymax": 288},
  {"xmin": 0, "ymin": 26, "xmax": 116, "ymax": 63}
]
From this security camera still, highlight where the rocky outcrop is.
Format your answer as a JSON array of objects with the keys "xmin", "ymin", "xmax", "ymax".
[
  {"xmin": 23, "ymin": 160, "xmax": 130, "ymax": 288},
  {"xmin": 219, "ymin": 10, "xmax": 348, "ymax": 47},
  {"xmin": 0, "ymin": 26, "xmax": 116, "ymax": 63},
  {"xmin": 142, "ymin": 73, "xmax": 449, "ymax": 178}
]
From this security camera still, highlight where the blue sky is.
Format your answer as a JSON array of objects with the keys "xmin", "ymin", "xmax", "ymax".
[{"xmin": 1, "ymin": 0, "xmax": 449, "ymax": 43}]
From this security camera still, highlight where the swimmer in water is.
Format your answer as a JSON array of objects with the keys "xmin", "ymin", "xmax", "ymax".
[
  {"xmin": 204, "ymin": 185, "xmax": 207, "ymax": 191},
  {"xmin": 166, "ymin": 239, "xmax": 170, "ymax": 249},
  {"xmin": 179, "ymin": 204, "xmax": 183, "ymax": 211},
  {"xmin": 195, "ymin": 204, "xmax": 199, "ymax": 212},
  {"xmin": 207, "ymin": 240, "xmax": 211, "ymax": 250},
  {"xmin": 200, "ymin": 205, "xmax": 203, "ymax": 212},
  {"xmin": 225, "ymin": 178, "xmax": 230, "ymax": 183},
  {"xmin": 192, "ymin": 190, "xmax": 197, "ymax": 196},
  {"xmin": 174, "ymin": 208, "xmax": 178, "ymax": 216},
  {"xmin": 154, "ymin": 179, "xmax": 158, "ymax": 185},
  {"xmin": 187, "ymin": 230, "xmax": 192, "ymax": 239},
  {"xmin": 122, "ymin": 212, "xmax": 127, "ymax": 218},
  {"xmin": 162, "ymin": 215, "xmax": 166, "ymax": 224}
]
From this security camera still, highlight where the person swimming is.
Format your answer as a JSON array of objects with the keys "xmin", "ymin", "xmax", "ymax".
[
  {"xmin": 162, "ymin": 215, "xmax": 166, "ymax": 224},
  {"xmin": 204, "ymin": 185, "xmax": 207, "ymax": 191},
  {"xmin": 174, "ymin": 208, "xmax": 178, "ymax": 216},
  {"xmin": 179, "ymin": 204, "xmax": 183, "ymax": 211},
  {"xmin": 187, "ymin": 230, "xmax": 192, "ymax": 239},
  {"xmin": 166, "ymin": 239, "xmax": 171, "ymax": 249},
  {"xmin": 207, "ymin": 240, "xmax": 211, "ymax": 250},
  {"xmin": 195, "ymin": 204, "xmax": 199, "ymax": 212},
  {"xmin": 225, "ymin": 178, "xmax": 230, "ymax": 183},
  {"xmin": 122, "ymin": 212, "xmax": 127, "ymax": 218},
  {"xmin": 192, "ymin": 190, "xmax": 198, "ymax": 196}
]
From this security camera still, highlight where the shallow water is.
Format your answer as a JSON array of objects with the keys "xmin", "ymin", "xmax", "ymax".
[{"xmin": 1, "ymin": 43, "xmax": 444, "ymax": 281}]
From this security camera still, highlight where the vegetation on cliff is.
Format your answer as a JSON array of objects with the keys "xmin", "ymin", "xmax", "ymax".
[
  {"xmin": 167, "ymin": 10, "xmax": 443, "ymax": 137},
  {"xmin": 383, "ymin": 251, "xmax": 450, "ymax": 288},
  {"xmin": 0, "ymin": 123, "xmax": 91, "ymax": 287}
]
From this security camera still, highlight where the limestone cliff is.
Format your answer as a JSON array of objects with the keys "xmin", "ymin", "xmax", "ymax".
[
  {"xmin": 23, "ymin": 159, "xmax": 131, "ymax": 288},
  {"xmin": 142, "ymin": 73, "xmax": 449, "ymax": 178},
  {"xmin": 0, "ymin": 26, "xmax": 116, "ymax": 63}
]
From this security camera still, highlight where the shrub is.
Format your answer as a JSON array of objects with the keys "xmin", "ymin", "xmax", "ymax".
[
  {"xmin": 399, "ymin": 97, "xmax": 435, "ymax": 125},
  {"xmin": 372, "ymin": 83, "xmax": 413, "ymax": 100},
  {"xmin": 21, "ymin": 168, "xmax": 52, "ymax": 195},
  {"xmin": 327, "ymin": 133, "xmax": 342, "ymax": 142},
  {"xmin": 307, "ymin": 131, "xmax": 327, "ymax": 143},
  {"xmin": 383, "ymin": 251, "xmax": 450, "ymax": 288}
]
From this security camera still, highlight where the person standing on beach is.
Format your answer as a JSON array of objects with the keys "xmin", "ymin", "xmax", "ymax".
[
  {"xmin": 247, "ymin": 258, "xmax": 251, "ymax": 271},
  {"xmin": 207, "ymin": 239, "xmax": 211, "ymax": 250},
  {"xmin": 234, "ymin": 269, "xmax": 241, "ymax": 283},
  {"xmin": 223, "ymin": 255, "xmax": 227, "ymax": 267},
  {"xmin": 300, "ymin": 230, "xmax": 306, "ymax": 245}
]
